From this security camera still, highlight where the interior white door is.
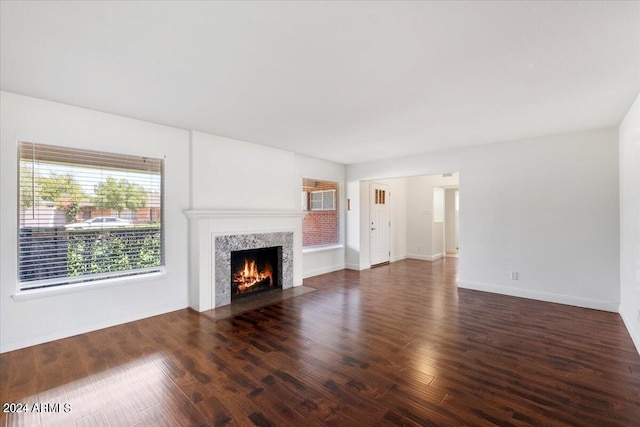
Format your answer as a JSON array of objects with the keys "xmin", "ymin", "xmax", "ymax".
[{"xmin": 370, "ymin": 183, "xmax": 390, "ymax": 266}]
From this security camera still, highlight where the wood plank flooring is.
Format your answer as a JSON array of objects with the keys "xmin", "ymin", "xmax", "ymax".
[{"xmin": 2, "ymin": 258, "xmax": 640, "ymax": 426}]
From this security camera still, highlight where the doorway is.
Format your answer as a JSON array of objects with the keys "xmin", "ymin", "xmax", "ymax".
[
  {"xmin": 444, "ymin": 188, "xmax": 459, "ymax": 257},
  {"xmin": 357, "ymin": 173, "xmax": 459, "ymax": 269}
]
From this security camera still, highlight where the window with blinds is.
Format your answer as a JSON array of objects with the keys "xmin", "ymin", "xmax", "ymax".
[
  {"xmin": 18, "ymin": 142, "xmax": 164, "ymax": 290},
  {"xmin": 310, "ymin": 190, "xmax": 336, "ymax": 211}
]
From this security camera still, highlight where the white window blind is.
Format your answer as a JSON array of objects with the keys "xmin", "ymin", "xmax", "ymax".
[
  {"xmin": 18, "ymin": 142, "xmax": 164, "ymax": 290},
  {"xmin": 310, "ymin": 190, "xmax": 336, "ymax": 211}
]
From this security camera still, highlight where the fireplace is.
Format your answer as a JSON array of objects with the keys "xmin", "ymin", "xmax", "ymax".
[
  {"xmin": 213, "ymin": 231, "xmax": 295, "ymax": 308},
  {"xmin": 230, "ymin": 246, "xmax": 282, "ymax": 300},
  {"xmin": 184, "ymin": 208, "xmax": 302, "ymax": 311}
]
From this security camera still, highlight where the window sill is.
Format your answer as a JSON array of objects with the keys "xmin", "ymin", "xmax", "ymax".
[
  {"xmin": 12, "ymin": 269, "xmax": 167, "ymax": 302},
  {"xmin": 303, "ymin": 244, "xmax": 344, "ymax": 254}
]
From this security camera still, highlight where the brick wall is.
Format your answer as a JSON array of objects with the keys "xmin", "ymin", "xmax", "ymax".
[{"xmin": 303, "ymin": 209, "xmax": 338, "ymax": 246}]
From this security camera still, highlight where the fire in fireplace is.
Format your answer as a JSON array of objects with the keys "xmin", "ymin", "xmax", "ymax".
[{"xmin": 230, "ymin": 246, "xmax": 282, "ymax": 300}]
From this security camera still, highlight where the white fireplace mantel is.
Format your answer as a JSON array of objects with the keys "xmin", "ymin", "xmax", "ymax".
[
  {"xmin": 184, "ymin": 209, "xmax": 305, "ymax": 311},
  {"xmin": 184, "ymin": 209, "xmax": 305, "ymax": 219}
]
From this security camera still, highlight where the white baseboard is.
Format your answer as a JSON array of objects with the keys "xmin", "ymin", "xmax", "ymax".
[
  {"xmin": 390, "ymin": 255, "xmax": 407, "ymax": 263},
  {"xmin": 0, "ymin": 302, "xmax": 187, "ymax": 353},
  {"xmin": 431, "ymin": 252, "xmax": 444, "ymax": 261},
  {"xmin": 407, "ymin": 253, "xmax": 444, "ymax": 262},
  {"xmin": 303, "ymin": 263, "xmax": 345, "ymax": 279},
  {"xmin": 457, "ymin": 280, "xmax": 619, "ymax": 313},
  {"xmin": 345, "ymin": 262, "xmax": 369, "ymax": 271},
  {"xmin": 620, "ymin": 303, "xmax": 640, "ymax": 356}
]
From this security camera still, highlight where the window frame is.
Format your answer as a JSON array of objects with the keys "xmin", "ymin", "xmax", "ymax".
[
  {"xmin": 17, "ymin": 141, "xmax": 165, "ymax": 291},
  {"xmin": 301, "ymin": 179, "xmax": 341, "ymax": 248},
  {"xmin": 309, "ymin": 189, "xmax": 336, "ymax": 211}
]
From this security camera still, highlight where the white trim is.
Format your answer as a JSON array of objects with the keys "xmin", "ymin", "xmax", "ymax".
[
  {"xmin": 210, "ymin": 227, "xmax": 297, "ymax": 238},
  {"xmin": 346, "ymin": 262, "xmax": 368, "ymax": 271},
  {"xmin": 303, "ymin": 263, "xmax": 345, "ymax": 279},
  {"xmin": 0, "ymin": 301, "xmax": 184, "ymax": 353},
  {"xmin": 303, "ymin": 244, "xmax": 344, "ymax": 254},
  {"xmin": 390, "ymin": 254, "xmax": 407, "ymax": 263},
  {"xmin": 458, "ymin": 280, "xmax": 619, "ymax": 312},
  {"xmin": 620, "ymin": 303, "xmax": 640, "ymax": 355},
  {"xmin": 407, "ymin": 253, "xmax": 431, "ymax": 261},
  {"xmin": 12, "ymin": 269, "xmax": 167, "ymax": 301},
  {"xmin": 406, "ymin": 253, "xmax": 444, "ymax": 261},
  {"xmin": 184, "ymin": 209, "xmax": 305, "ymax": 219},
  {"xmin": 188, "ymin": 131, "xmax": 194, "ymax": 208},
  {"xmin": 19, "ymin": 266, "xmax": 164, "ymax": 291}
]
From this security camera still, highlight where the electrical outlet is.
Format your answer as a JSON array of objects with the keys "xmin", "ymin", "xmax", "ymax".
[{"xmin": 510, "ymin": 272, "xmax": 518, "ymax": 280}]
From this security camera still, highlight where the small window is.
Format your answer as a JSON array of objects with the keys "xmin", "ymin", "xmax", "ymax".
[
  {"xmin": 18, "ymin": 141, "xmax": 164, "ymax": 290},
  {"xmin": 374, "ymin": 189, "xmax": 386, "ymax": 205},
  {"xmin": 302, "ymin": 178, "xmax": 340, "ymax": 247},
  {"xmin": 310, "ymin": 190, "xmax": 336, "ymax": 211}
]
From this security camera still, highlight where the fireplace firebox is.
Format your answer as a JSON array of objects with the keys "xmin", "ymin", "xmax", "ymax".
[{"xmin": 230, "ymin": 246, "xmax": 282, "ymax": 300}]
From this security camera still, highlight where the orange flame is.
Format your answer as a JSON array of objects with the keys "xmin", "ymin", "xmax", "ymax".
[{"xmin": 233, "ymin": 259, "xmax": 273, "ymax": 293}]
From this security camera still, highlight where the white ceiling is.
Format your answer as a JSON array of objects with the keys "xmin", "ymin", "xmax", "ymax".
[{"xmin": 1, "ymin": 1, "xmax": 639, "ymax": 165}]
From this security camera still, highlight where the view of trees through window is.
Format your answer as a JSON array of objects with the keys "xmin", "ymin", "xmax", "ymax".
[{"xmin": 18, "ymin": 142, "xmax": 164, "ymax": 289}]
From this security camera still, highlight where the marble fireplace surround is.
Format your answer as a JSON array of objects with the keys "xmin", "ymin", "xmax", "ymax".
[
  {"xmin": 184, "ymin": 209, "xmax": 304, "ymax": 311},
  {"xmin": 215, "ymin": 232, "xmax": 293, "ymax": 307}
]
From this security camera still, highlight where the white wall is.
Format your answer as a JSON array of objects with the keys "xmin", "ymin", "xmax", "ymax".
[
  {"xmin": 619, "ymin": 93, "xmax": 640, "ymax": 354},
  {"xmin": 406, "ymin": 176, "xmax": 433, "ymax": 260},
  {"xmin": 347, "ymin": 128, "xmax": 620, "ymax": 312},
  {"xmin": 295, "ymin": 154, "xmax": 346, "ymax": 278},
  {"xmin": 351, "ymin": 180, "xmax": 372, "ymax": 270},
  {"xmin": 432, "ymin": 221, "xmax": 444, "ymax": 259},
  {"xmin": 0, "ymin": 92, "xmax": 191, "ymax": 353},
  {"xmin": 190, "ymin": 131, "xmax": 297, "ymax": 211}
]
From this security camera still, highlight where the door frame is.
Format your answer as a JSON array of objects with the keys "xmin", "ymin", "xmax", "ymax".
[{"xmin": 369, "ymin": 182, "xmax": 391, "ymax": 266}]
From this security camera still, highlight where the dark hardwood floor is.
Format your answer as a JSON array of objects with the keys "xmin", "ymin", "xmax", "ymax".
[{"xmin": 2, "ymin": 258, "xmax": 640, "ymax": 426}]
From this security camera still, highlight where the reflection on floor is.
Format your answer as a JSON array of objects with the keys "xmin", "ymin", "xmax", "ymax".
[{"xmin": 200, "ymin": 285, "xmax": 317, "ymax": 321}]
